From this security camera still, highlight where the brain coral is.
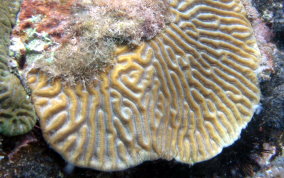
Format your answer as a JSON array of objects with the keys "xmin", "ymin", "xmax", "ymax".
[
  {"xmin": 0, "ymin": 0, "xmax": 36, "ymax": 136},
  {"xmin": 25, "ymin": 0, "xmax": 260, "ymax": 171}
]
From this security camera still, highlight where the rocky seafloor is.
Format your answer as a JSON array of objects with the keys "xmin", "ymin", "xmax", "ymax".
[{"xmin": 0, "ymin": 0, "xmax": 283, "ymax": 177}]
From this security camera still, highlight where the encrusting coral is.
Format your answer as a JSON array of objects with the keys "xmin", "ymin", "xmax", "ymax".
[
  {"xmin": 12, "ymin": 0, "xmax": 261, "ymax": 171},
  {"xmin": 0, "ymin": 0, "xmax": 36, "ymax": 136}
]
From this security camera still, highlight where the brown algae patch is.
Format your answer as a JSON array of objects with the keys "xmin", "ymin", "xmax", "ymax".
[{"xmin": 10, "ymin": 0, "xmax": 172, "ymax": 85}]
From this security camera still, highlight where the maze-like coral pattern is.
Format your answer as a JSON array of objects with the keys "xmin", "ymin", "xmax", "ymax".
[
  {"xmin": 0, "ymin": 0, "xmax": 13, "ymax": 65},
  {"xmin": 0, "ymin": 72, "xmax": 37, "ymax": 136},
  {"xmin": 0, "ymin": 0, "xmax": 37, "ymax": 136},
  {"xmin": 0, "ymin": 0, "xmax": 22, "ymax": 62},
  {"xmin": 27, "ymin": 0, "xmax": 260, "ymax": 170}
]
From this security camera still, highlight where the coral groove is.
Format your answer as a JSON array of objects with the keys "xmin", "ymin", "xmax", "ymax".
[
  {"xmin": 0, "ymin": 0, "xmax": 36, "ymax": 136},
  {"xmin": 27, "ymin": 0, "xmax": 260, "ymax": 170}
]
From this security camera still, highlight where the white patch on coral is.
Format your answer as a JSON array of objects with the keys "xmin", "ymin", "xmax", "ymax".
[{"xmin": 9, "ymin": 37, "xmax": 25, "ymax": 58}]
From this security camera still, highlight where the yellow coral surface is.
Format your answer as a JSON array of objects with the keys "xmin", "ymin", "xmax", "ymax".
[{"xmin": 27, "ymin": 0, "xmax": 260, "ymax": 171}]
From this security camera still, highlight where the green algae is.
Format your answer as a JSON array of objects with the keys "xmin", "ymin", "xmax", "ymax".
[{"xmin": 0, "ymin": 0, "xmax": 37, "ymax": 136}]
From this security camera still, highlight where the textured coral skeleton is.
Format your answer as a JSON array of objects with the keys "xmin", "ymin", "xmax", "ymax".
[
  {"xmin": 0, "ymin": 0, "xmax": 36, "ymax": 136},
  {"xmin": 10, "ymin": 0, "xmax": 261, "ymax": 171}
]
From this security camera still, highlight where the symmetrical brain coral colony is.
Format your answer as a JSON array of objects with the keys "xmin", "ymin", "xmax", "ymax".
[
  {"xmin": 7, "ymin": 0, "xmax": 261, "ymax": 171},
  {"xmin": 0, "ymin": 0, "xmax": 36, "ymax": 136}
]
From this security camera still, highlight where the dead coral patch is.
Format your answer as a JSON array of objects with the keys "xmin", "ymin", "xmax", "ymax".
[
  {"xmin": 16, "ymin": 0, "xmax": 75, "ymax": 43},
  {"xmin": 16, "ymin": 0, "xmax": 172, "ymax": 85},
  {"xmin": 86, "ymin": 0, "xmax": 173, "ymax": 43},
  {"xmin": 36, "ymin": 38, "xmax": 116, "ymax": 85},
  {"xmin": 70, "ymin": 0, "xmax": 172, "ymax": 47}
]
